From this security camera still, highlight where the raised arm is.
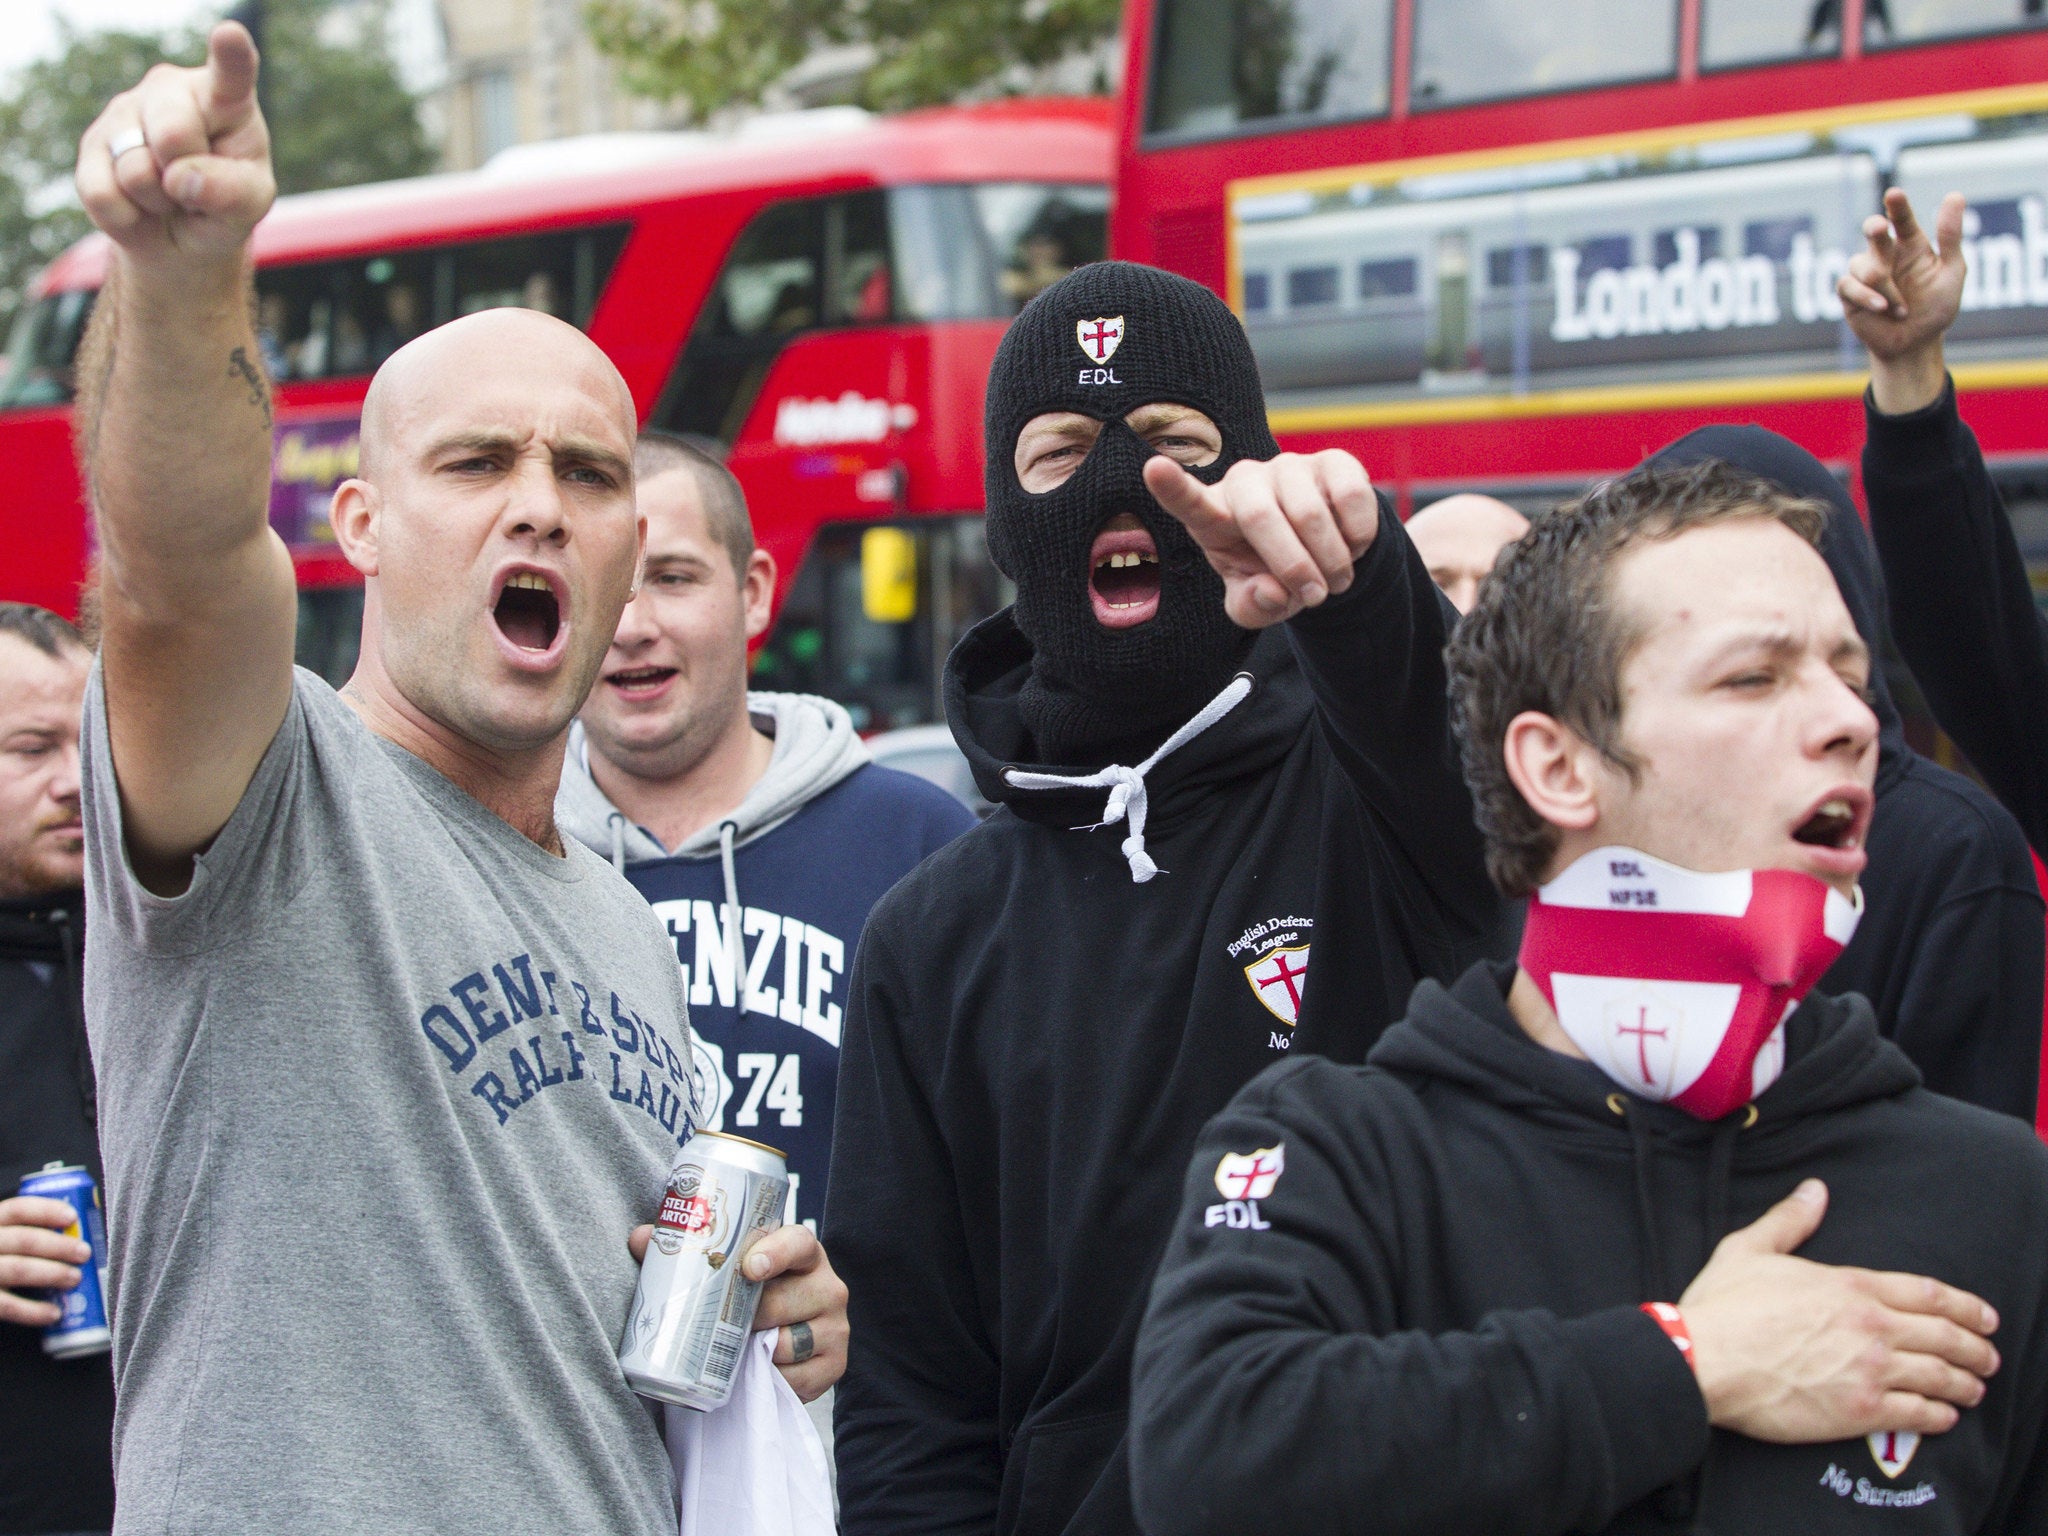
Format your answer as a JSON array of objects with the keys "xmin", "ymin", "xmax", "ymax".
[
  {"xmin": 1839, "ymin": 190, "xmax": 2048, "ymax": 851},
  {"xmin": 73, "ymin": 23, "xmax": 293, "ymax": 895},
  {"xmin": 1144, "ymin": 452, "xmax": 1499, "ymax": 937}
]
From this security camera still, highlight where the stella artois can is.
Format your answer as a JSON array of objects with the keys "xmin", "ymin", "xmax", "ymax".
[{"xmin": 618, "ymin": 1129, "xmax": 789, "ymax": 1411}]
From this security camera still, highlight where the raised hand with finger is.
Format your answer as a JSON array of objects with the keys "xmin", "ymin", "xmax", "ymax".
[
  {"xmin": 1837, "ymin": 188, "xmax": 1967, "ymax": 415},
  {"xmin": 74, "ymin": 21, "xmax": 274, "ymax": 272},
  {"xmin": 1141, "ymin": 448, "xmax": 1380, "ymax": 629}
]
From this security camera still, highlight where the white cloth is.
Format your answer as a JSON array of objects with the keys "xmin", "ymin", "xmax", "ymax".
[
  {"xmin": 1002, "ymin": 672, "xmax": 1255, "ymax": 882},
  {"xmin": 670, "ymin": 1330, "xmax": 835, "ymax": 1536}
]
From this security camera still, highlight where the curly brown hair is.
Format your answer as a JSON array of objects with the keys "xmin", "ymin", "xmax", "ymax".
[{"xmin": 1444, "ymin": 459, "xmax": 1829, "ymax": 896}]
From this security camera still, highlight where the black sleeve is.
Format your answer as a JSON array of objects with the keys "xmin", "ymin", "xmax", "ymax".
[
  {"xmin": 825, "ymin": 916, "xmax": 1003, "ymax": 1535},
  {"xmin": 1886, "ymin": 876, "xmax": 2043, "ymax": 1121},
  {"xmin": 1129, "ymin": 1063, "xmax": 1711, "ymax": 1536},
  {"xmin": 1282, "ymin": 497, "xmax": 1502, "ymax": 939},
  {"xmin": 1864, "ymin": 382, "xmax": 2048, "ymax": 854}
]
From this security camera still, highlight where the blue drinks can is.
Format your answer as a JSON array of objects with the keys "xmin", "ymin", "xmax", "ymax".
[{"xmin": 18, "ymin": 1162, "xmax": 111, "ymax": 1359}]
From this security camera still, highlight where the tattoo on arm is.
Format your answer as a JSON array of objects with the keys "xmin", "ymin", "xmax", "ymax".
[{"xmin": 227, "ymin": 346, "xmax": 273, "ymax": 428}]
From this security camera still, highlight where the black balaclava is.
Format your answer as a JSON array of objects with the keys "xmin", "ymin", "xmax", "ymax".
[{"xmin": 983, "ymin": 261, "xmax": 1281, "ymax": 764}]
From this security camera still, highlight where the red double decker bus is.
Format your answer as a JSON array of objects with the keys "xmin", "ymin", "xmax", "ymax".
[
  {"xmin": 1113, "ymin": 0, "xmax": 2048, "ymax": 549},
  {"xmin": 2, "ymin": 98, "xmax": 1110, "ymax": 730}
]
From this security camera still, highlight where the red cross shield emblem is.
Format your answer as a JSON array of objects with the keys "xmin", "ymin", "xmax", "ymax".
[
  {"xmin": 1244, "ymin": 943, "xmax": 1310, "ymax": 1026},
  {"xmin": 1076, "ymin": 315, "xmax": 1125, "ymax": 364},
  {"xmin": 1214, "ymin": 1144, "xmax": 1285, "ymax": 1200},
  {"xmin": 1868, "ymin": 1430, "xmax": 1920, "ymax": 1479}
]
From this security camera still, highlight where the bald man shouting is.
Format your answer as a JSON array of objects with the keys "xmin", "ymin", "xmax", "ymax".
[{"xmin": 70, "ymin": 28, "xmax": 842, "ymax": 1534}]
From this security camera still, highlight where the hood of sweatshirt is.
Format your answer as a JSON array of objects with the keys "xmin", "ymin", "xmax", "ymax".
[
  {"xmin": 944, "ymin": 605, "xmax": 1307, "ymax": 853},
  {"xmin": 556, "ymin": 690, "xmax": 870, "ymax": 869},
  {"xmin": 1646, "ymin": 425, "xmax": 1909, "ymax": 793}
]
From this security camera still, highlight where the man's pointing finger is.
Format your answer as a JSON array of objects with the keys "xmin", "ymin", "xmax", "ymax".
[
  {"xmin": 1142, "ymin": 455, "xmax": 1231, "ymax": 543},
  {"xmin": 203, "ymin": 23, "xmax": 261, "ymax": 126}
]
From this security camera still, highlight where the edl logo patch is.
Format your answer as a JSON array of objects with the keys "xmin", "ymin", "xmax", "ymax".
[
  {"xmin": 1214, "ymin": 1144, "xmax": 1284, "ymax": 1200},
  {"xmin": 1869, "ymin": 1431, "xmax": 1920, "ymax": 1479},
  {"xmin": 1077, "ymin": 315, "xmax": 1124, "ymax": 364},
  {"xmin": 1244, "ymin": 943, "xmax": 1310, "ymax": 1026}
]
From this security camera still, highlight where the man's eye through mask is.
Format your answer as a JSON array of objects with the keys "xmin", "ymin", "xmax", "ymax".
[{"xmin": 1012, "ymin": 404, "xmax": 1224, "ymax": 495}]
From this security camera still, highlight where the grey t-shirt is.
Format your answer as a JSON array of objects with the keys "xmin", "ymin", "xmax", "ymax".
[{"xmin": 81, "ymin": 667, "xmax": 697, "ymax": 1536}]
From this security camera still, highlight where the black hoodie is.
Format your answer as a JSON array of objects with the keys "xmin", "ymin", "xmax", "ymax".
[
  {"xmin": 1649, "ymin": 425, "xmax": 2042, "ymax": 1120},
  {"xmin": 825, "ymin": 513, "xmax": 1506, "ymax": 1536},
  {"xmin": 1863, "ymin": 382, "xmax": 2048, "ymax": 860},
  {"xmin": 1131, "ymin": 963, "xmax": 2048, "ymax": 1535},
  {"xmin": 0, "ymin": 891, "xmax": 115, "ymax": 1535}
]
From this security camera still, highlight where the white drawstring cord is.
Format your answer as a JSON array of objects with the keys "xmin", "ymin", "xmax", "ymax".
[{"xmin": 1002, "ymin": 673, "xmax": 1254, "ymax": 883}]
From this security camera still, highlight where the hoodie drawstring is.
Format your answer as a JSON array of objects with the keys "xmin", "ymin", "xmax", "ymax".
[
  {"xmin": 1000, "ymin": 673, "xmax": 1255, "ymax": 883},
  {"xmin": 1615, "ymin": 1096, "xmax": 1670, "ymax": 1301},
  {"xmin": 719, "ymin": 819, "xmax": 747, "ymax": 1025},
  {"xmin": 1609, "ymin": 1091, "xmax": 1757, "ymax": 1532},
  {"xmin": 607, "ymin": 811, "xmax": 627, "ymax": 874}
]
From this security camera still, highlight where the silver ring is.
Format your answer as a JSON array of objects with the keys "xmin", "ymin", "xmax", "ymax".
[
  {"xmin": 787, "ymin": 1321, "xmax": 815, "ymax": 1364},
  {"xmin": 108, "ymin": 128, "xmax": 148, "ymax": 160}
]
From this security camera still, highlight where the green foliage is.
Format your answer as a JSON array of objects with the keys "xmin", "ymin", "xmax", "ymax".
[
  {"xmin": 0, "ymin": 0, "xmax": 433, "ymax": 340},
  {"xmin": 585, "ymin": 0, "xmax": 1123, "ymax": 119}
]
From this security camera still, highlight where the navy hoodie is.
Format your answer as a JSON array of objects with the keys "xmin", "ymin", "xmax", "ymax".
[
  {"xmin": 1133, "ymin": 963, "xmax": 2048, "ymax": 1535},
  {"xmin": 557, "ymin": 694, "xmax": 974, "ymax": 1225},
  {"xmin": 0, "ymin": 894, "xmax": 115, "ymax": 1534},
  {"xmin": 1650, "ymin": 425, "xmax": 2043, "ymax": 1120},
  {"xmin": 826, "ymin": 510, "xmax": 1507, "ymax": 1536},
  {"xmin": 1863, "ymin": 382, "xmax": 2048, "ymax": 858}
]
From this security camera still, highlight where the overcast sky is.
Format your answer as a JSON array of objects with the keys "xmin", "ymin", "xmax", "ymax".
[{"xmin": 1, "ymin": 1, "xmax": 216, "ymax": 81}]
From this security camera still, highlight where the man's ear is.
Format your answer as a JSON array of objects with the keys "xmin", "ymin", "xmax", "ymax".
[
  {"xmin": 1502, "ymin": 710, "xmax": 1601, "ymax": 834},
  {"xmin": 329, "ymin": 478, "xmax": 380, "ymax": 577},
  {"xmin": 742, "ymin": 548, "xmax": 777, "ymax": 643}
]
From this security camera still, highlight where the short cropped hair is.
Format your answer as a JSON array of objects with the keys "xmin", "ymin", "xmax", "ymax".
[
  {"xmin": 1445, "ymin": 460, "xmax": 1830, "ymax": 897},
  {"xmin": 0, "ymin": 602, "xmax": 88, "ymax": 659},
  {"xmin": 634, "ymin": 431, "xmax": 754, "ymax": 582}
]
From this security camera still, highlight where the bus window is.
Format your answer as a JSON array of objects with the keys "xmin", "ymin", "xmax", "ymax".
[
  {"xmin": 0, "ymin": 288, "xmax": 95, "ymax": 410},
  {"xmin": 1147, "ymin": 0, "xmax": 1393, "ymax": 138},
  {"xmin": 750, "ymin": 516, "xmax": 1013, "ymax": 732},
  {"xmin": 251, "ymin": 223, "xmax": 629, "ymax": 383},
  {"xmin": 1654, "ymin": 226, "xmax": 1724, "ymax": 264},
  {"xmin": 1288, "ymin": 266, "xmax": 1340, "ymax": 307},
  {"xmin": 654, "ymin": 196, "xmax": 832, "ymax": 442},
  {"xmin": 1485, "ymin": 245, "xmax": 1547, "ymax": 289},
  {"xmin": 978, "ymin": 185, "xmax": 1107, "ymax": 309},
  {"xmin": 451, "ymin": 225, "xmax": 630, "ymax": 324},
  {"xmin": 1357, "ymin": 258, "xmax": 1418, "ymax": 299},
  {"xmin": 1411, "ymin": 0, "xmax": 1679, "ymax": 106},
  {"xmin": 1870, "ymin": 0, "xmax": 2048, "ymax": 45},
  {"xmin": 888, "ymin": 184, "xmax": 1109, "ymax": 318},
  {"xmin": 1243, "ymin": 271, "xmax": 1272, "ymax": 312},
  {"xmin": 1702, "ymin": 0, "xmax": 1847, "ymax": 66},
  {"xmin": 655, "ymin": 183, "xmax": 1107, "ymax": 442}
]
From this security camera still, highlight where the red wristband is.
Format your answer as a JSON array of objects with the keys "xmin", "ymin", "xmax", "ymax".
[{"xmin": 1641, "ymin": 1302, "xmax": 1696, "ymax": 1373}]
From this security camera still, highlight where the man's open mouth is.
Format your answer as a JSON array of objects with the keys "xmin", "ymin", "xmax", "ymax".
[
  {"xmin": 605, "ymin": 665, "xmax": 678, "ymax": 699},
  {"xmin": 1089, "ymin": 520, "xmax": 1161, "ymax": 629},
  {"xmin": 493, "ymin": 571, "xmax": 561, "ymax": 653},
  {"xmin": 1791, "ymin": 793, "xmax": 1867, "ymax": 851}
]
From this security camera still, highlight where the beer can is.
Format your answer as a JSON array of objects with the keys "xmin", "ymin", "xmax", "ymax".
[
  {"xmin": 619, "ymin": 1129, "xmax": 789, "ymax": 1411},
  {"xmin": 17, "ymin": 1162, "xmax": 111, "ymax": 1360}
]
